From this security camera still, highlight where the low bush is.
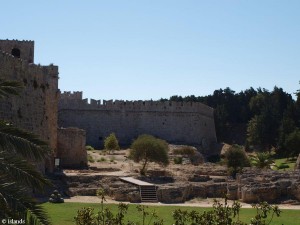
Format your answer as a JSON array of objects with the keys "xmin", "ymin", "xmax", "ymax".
[
  {"xmin": 86, "ymin": 145, "xmax": 94, "ymax": 151},
  {"xmin": 225, "ymin": 145, "xmax": 250, "ymax": 178},
  {"xmin": 74, "ymin": 191, "xmax": 281, "ymax": 225},
  {"xmin": 87, "ymin": 154, "xmax": 95, "ymax": 163},
  {"xmin": 97, "ymin": 157, "xmax": 106, "ymax": 162},
  {"xmin": 173, "ymin": 146, "xmax": 196, "ymax": 156},
  {"xmin": 173, "ymin": 157, "xmax": 183, "ymax": 164}
]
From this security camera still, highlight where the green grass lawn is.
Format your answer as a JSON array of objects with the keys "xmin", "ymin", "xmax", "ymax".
[
  {"xmin": 43, "ymin": 202, "xmax": 300, "ymax": 225},
  {"xmin": 273, "ymin": 157, "xmax": 296, "ymax": 171}
]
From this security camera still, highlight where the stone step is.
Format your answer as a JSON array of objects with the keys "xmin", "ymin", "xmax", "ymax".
[{"xmin": 140, "ymin": 186, "xmax": 158, "ymax": 202}]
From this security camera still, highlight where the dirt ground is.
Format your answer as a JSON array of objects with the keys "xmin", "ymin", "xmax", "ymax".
[{"xmin": 61, "ymin": 148, "xmax": 300, "ymax": 210}]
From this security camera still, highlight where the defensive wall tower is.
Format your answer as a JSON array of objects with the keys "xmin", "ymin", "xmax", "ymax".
[
  {"xmin": 59, "ymin": 91, "xmax": 218, "ymax": 155},
  {"xmin": 0, "ymin": 39, "xmax": 34, "ymax": 63},
  {"xmin": 0, "ymin": 39, "xmax": 58, "ymax": 172}
]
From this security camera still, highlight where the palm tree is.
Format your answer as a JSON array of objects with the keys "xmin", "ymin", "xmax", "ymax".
[
  {"xmin": 250, "ymin": 152, "xmax": 274, "ymax": 169},
  {"xmin": 0, "ymin": 79, "xmax": 52, "ymax": 224}
]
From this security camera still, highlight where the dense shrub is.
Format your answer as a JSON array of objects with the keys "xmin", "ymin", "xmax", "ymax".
[
  {"xmin": 173, "ymin": 157, "xmax": 183, "ymax": 164},
  {"xmin": 85, "ymin": 145, "xmax": 94, "ymax": 151},
  {"xmin": 104, "ymin": 133, "xmax": 120, "ymax": 153},
  {"xmin": 173, "ymin": 146, "xmax": 196, "ymax": 156},
  {"xmin": 225, "ymin": 145, "xmax": 250, "ymax": 178}
]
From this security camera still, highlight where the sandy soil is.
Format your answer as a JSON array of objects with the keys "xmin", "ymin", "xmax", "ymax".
[{"xmin": 65, "ymin": 149, "xmax": 300, "ymax": 210}]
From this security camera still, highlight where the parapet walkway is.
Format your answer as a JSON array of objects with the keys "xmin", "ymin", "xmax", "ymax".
[{"xmin": 119, "ymin": 177, "xmax": 158, "ymax": 202}]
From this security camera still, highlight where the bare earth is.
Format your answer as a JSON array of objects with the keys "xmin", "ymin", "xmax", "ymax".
[{"xmin": 66, "ymin": 149, "xmax": 300, "ymax": 210}]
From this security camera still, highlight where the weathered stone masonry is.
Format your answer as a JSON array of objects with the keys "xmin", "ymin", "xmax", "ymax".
[
  {"xmin": 0, "ymin": 39, "xmax": 87, "ymax": 171},
  {"xmin": 59, "ymin": 91, "xmax": 217, "ymax": 154},
  {"xmin": 0, "ymin": 40, "xmax": 58, "ymax": 171}
]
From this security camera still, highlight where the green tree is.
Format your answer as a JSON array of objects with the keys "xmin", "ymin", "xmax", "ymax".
[
  {"xmin": 104, "ymin": 133, "xmax": 120, "ymax": 154},
  {"xmin": 0, "ymin": 80, "xmax": 52, "ymax": 224},
  {"xmin": 129, "ymin": 134, "xmax": 169, "ymax": 175},
  {"xmin": 225, "ymin": 145, "xmax": 250, "ymax": 178},
  {"xmin": 250, "ymin": 152, "xmax": 274, "ymax": 169},
  {"xmin": 284, "ymin": 129, "xmax": 300, "ymax": 157}
]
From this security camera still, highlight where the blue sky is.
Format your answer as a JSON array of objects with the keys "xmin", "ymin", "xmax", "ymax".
[{"xmin": 1, "ymin": 1, "xmax": 300, "ymax": 100}]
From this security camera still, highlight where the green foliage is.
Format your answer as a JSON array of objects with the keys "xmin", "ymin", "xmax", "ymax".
[
  {"xmin": 0, "ymin": 79, "xmax": 23, "ymax": 98},
  {"xmin": 87, "ymin": 154, "xmax": 95, "ymax": 163},
  {"xmin": 85, "ymin": 145, "xmax": 94, "ymax": 151},
  {"xmin": 130, "ymin": 134, "xmax": 169, "ymax": 175},
  {"xmin": 225, "ymin": 145, "xmax": 250, "ymax": 178},
  {"xmin": 284, "ymin": 129, "xmax": 300, "ymax": 157},
  {"xmin": 73, "ymin": 196, "xmax": 281, "ymax": 225},
  {"xmin": 273, "ymin": 157, "xmax": 296, "ymax": 171},
  {"xmin": 97, "ymin": 157, "xmax": 106, "ymax": 162},
  {"xmin": 75, "ymin": 189, "xmax": 163, "ymax": 225},
  {"xmin": 250, "ymin": 201, "xmax": 281, "ymax": 225},
  {"xmin": 276, "ymin": 163, "xmax": 290, "ymax": 170},
  {"xmin": 173, "ymin": 146, "xmax": 196, "ymax": 156},
  {"xmin": 250, "ymin": 152, "xmax": 274, "ymax": 169},
  {"xmin": 173, "ymin": 157, "xmax": 183, "ymax": 164},
  {"xmin": 104, "ymin": 133, "xmax": 120, "ymax": 153},
  {"xmin": 74, "ymin": 207, "xmax": 95, "ymax": 225},
  {"xmin": 168, "ymin": 85, "xmax": 300, "ymax": 156}
]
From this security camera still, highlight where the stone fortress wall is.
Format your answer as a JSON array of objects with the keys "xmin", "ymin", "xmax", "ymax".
[
  {"xmin": 0, "ymin": 40, "xmax": 59, "ymax": 171},
  {"xmin": 59, "ymin": 91, "xmax": 217, "ymax": 155}
]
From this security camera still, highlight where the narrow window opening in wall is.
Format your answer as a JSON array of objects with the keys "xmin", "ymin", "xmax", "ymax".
[
  {"xmin": 17, "ymin": 108, "xmax": 22, "ymax": 119},
  {"xmin": 99, "ymin": 136, "xmax": 103, "ymax": 140},
  {"xmin": 162, "ymin": 122, "xmax": 165, "ymax": 125},
  {"xmin": 143, "ymin": 102, "xmax": 145, "ymax": 105},
  {"xmin": 204, "ymin": 122, "xmax": 207, "ymax": 126},
  {"xmin": 33, "ymin": 80, "xmax": 38, "ymax": 89},
  {"xmin": 11, "ymin": 48, "xmax": 21, "ymax": 58}
]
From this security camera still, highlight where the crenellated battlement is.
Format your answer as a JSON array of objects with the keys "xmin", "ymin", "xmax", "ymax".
[
  {"xmin": 0, "ymin": 49, "xmax": 58, "ymax": 77},
  {"xmin": 0, "ymin": 38, "xmax": 60, "ymax": 172},
  {"xmin": 59, "ymin": 91, "xmax": 217, "ymax": 150},
  {"xmin": 0, "ymin": 39, "xmax": 35, "ymax": 63},
  {"xmin": 2, "ymin": 39, "xmax": 34, "ymax": 42},
  {"xmin": 59, "ymin": 91, "xmax": 214, "ymax": 117}
]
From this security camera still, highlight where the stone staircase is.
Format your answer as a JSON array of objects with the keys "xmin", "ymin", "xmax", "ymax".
[{"xmin": 139, "ymin": 185, "xmax": 158, "ymax": 202}]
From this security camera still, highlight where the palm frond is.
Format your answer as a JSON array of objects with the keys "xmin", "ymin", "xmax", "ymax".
[
  {"xmin": 0, "ymin": 79, "xmax": 23, "ymax": 98},
  {"xmin": 26, "ymin": 204, "xmax": 53, "ymax": 225},
  {"xmin": 0, "ymin": 181, "xmax": 52, "ymax": 225},
  {"xmin": 0, "ymin": 151, "xmax": 52, "ymax": 191},
  {"xmin": 0, "ymin": 121, "xmax": 52, "ymax": 161}
]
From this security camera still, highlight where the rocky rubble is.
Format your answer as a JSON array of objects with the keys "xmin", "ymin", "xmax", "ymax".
[
  {"xmin": 54, "ymin": 163, "xmax": 300, "ymax": 204},
  {"xmin": 235, "ymin": 169, "xmax": 300, "ymax": 203}
]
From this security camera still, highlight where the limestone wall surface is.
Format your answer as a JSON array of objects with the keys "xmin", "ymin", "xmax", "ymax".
[
  {"xmin": 57, "ymin": 127, "xmax": 87, "ymax": 168},
  {"xmin": 0, "ymin": 48, "xmax": 59, "ymax": 172},
  {"xmin": 59, "ymin": 92, "xmax": 217, "ymax": 154}
]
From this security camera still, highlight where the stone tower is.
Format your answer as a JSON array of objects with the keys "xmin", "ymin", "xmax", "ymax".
[{"xmin": 0, "ymin": 39, "xmax": 34, "ymax": 63}]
